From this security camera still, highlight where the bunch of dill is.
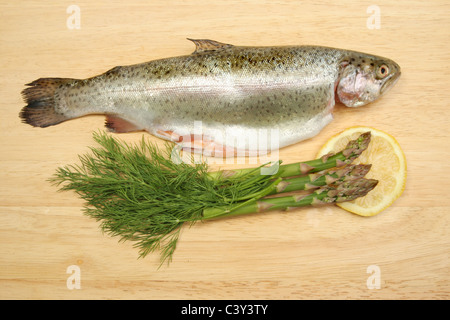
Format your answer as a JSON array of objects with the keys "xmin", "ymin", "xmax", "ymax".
[{"xmin": 50, "ymin": 131, "xmax": 275, "ymax": 264}]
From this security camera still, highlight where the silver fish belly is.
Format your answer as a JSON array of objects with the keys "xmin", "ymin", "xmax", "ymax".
[{"xmin": 20, "ymin": 39, "xmax": 401, "ymax": 156}]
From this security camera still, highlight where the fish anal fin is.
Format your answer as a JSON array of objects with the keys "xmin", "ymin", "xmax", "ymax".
[
  {"xmin": 153, "ymin": 129, "xmax": 248, "ymax": 158},
  {"xmin": 187, "ymin": 38, "xmax": 234, "ymax": 54},
  {"xmin": 105, "ymin": 115, "xmax": 143, "ymax": 133}
]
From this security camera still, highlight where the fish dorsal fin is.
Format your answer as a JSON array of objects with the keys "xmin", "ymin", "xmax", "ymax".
[{"xmin": 187, "ymin": 38, "xmax": 233, "ymax": 54}]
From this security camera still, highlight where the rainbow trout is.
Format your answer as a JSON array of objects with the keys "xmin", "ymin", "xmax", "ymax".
[{"xmin": 20, "ymin": 39, "xmax": 400, "ymax": 156}]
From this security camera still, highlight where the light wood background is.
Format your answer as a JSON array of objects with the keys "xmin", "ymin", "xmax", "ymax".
[{"xmin": 1, "ymin": 0, "xmax": 448, "ymax": 300}]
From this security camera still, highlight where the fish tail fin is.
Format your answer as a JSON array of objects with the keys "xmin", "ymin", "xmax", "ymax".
[{"xmin": 20, "ymin": 77, "xmax": 77, "ymax": 128}]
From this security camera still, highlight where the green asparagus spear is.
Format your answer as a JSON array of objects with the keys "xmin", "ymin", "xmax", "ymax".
[
  {"xmin": 269, "ymin": 163, "xmax": 371, "ymax": 195},
  {"xmin": 228, "ymin": 164, "xmax": 372, "ymax": 201},
  {"xmin": 207, "ymin": 131, "xmax": 371, "ymax": 180},
  {"xmin": 202, "ymin": 178, "xmax": 379, "ymax": 219}
]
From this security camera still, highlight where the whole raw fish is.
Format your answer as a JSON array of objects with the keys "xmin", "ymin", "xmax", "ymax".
[{"xmin": 20, "ymin": 39, "xmax": 400, "ymax": 156}]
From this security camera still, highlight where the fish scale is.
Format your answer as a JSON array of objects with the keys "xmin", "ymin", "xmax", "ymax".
[{"xmin": 20, "ymin": 39, "xmax": 400, "ymax": 156}]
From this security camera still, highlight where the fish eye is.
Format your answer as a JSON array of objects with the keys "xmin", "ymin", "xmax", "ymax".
[{"xmin": 376, "ymin": 64, "xmax": 389, "ymax": 79}]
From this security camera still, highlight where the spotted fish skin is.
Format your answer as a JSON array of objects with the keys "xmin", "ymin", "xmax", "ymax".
[{"xmin": 20, "ymin": 39, "xmax": 401, "ymax": 155}]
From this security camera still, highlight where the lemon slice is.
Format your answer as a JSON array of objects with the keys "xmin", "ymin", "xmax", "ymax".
[{"xmin": 317, "ymin": 127, "xmax": 407, "ymax": 216}]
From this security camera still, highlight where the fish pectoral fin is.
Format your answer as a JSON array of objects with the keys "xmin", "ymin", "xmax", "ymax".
[
  {"xmin": 105, "ymin": 115, "xmax": 143, "ymax": 133},
  {"xmin": 187, "ymin": 38, "xmax": 234, "ymax": 54}
]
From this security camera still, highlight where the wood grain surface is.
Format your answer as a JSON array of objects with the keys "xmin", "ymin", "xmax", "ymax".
[{"xmin": 1, "ymin": 0, "xmax": 448, "ymax": 300}]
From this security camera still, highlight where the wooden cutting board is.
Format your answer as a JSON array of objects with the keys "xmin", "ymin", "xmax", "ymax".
[{"xmin": 1, "ymin": 0, "xmax": 448, "ymax": 299}]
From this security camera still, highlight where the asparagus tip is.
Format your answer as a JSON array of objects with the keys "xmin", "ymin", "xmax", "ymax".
[
  {"xmin": 344, "ymin": 131, "xmax": 372, "ymax": 160},
  {"xmin": 334, "ymin": 178, "xmax": 378, "ymax": 203},
  {"xmin": 344, "ymin": 164, "xmax": 372, "ymax": 181},
  {"xmin": 314, "ymin": 177, "xmax": 378, "ymax": 204}
]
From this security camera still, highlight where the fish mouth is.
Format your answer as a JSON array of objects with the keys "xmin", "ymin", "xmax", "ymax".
[{"xmin": 380, "ymin": 70, "xmax": 401, "ymax": 95}]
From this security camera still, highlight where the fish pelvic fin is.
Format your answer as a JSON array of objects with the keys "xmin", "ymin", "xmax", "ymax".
[
  {"xmin": 187, "ymin": 38, "xmax": 234, "ymax": 54},
  {"xmin": 105, "ymin": 115, "xmax": 144, "ymax": 133},
  {"xmin": 20, "ymin": 77, "xmax": 76, "ymax": 128}
]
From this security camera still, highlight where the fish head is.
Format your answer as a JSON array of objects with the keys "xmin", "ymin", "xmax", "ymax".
[{"xmin": 336, "ymin": 54, "xmax": 401, "ymax": 107}]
